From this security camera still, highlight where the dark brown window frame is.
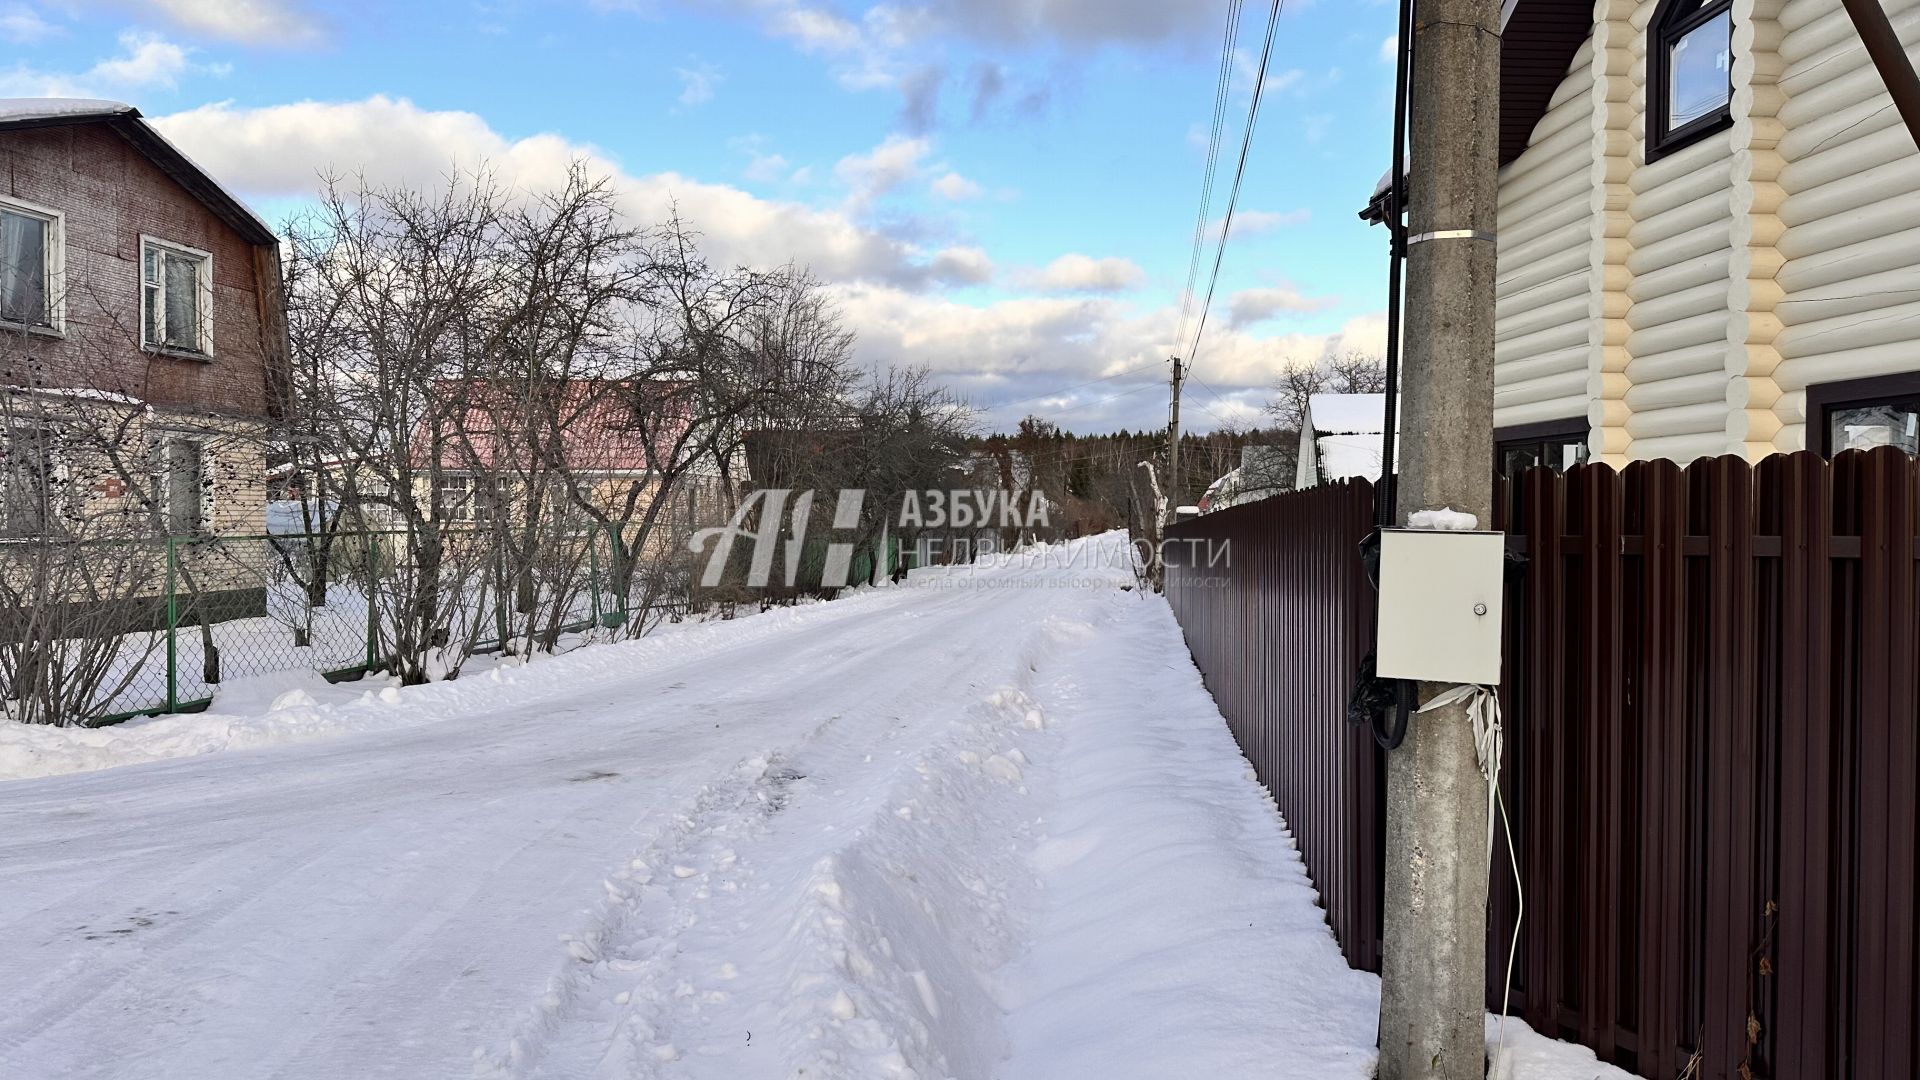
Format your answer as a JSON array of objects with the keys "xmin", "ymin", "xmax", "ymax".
[
  {"xmin": 1648, "ymin": 0, "xmax": 1736, "ymax": 162},
  {"xmin": 1495, "ymin": 417, "xmax": 1591, "ymax": 475},
  {"xmin": 1806, "ymin": 371, "xmax": 1920, "ymax": 456}
]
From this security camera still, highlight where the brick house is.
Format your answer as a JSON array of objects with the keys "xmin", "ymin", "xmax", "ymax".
[{"xmin": 0, "ymin": 98, "xmax": 289, "ymax": 617}]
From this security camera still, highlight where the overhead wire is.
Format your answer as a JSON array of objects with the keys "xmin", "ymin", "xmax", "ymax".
[
  {"xmin": 1183, "ymin": 0, "xmax": 1288, "ymax": 379},
  {"xmin": 1171, "ymin": 0, "xmax": 1248, "ymax": 357}
]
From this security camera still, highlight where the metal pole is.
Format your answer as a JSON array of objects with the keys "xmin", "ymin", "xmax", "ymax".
[
  {"xmin": 164, "ymin": 537, "xmax": 178, "ymax": 714},
  {"xmin": 1839, "ymin": 0, "xmax": 1920, "ymax": 153},
  {"xmin": 1375, "ymin": 1, "xmax": 1500, "ymax": 1077},
  {"xmin": 1377, "ymin": 0, "xmax": 1416, "ymax": 527},
  {"xmin": 1166, "ymin": 355, "xmax": 1185, "ymax": 523},
  {"xmin": 365, "ymin": 533, "xmax": 380, "ymax": 672},
  {"xmin": 588, "ymin": 528, "xmax": 602, "ymax": 629}
]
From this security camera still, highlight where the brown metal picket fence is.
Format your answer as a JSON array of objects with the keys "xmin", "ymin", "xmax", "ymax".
[{"xmin": 1163, "ymin": 447, "xmax": 1920, "ymax": 1080}]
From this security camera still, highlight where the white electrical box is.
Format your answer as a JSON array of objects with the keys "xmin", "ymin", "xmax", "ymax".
[{"xmin": 1375, "ymin": 528, "xmax": 1505, "ymax": 686}]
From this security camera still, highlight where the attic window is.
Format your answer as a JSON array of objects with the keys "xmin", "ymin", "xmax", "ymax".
[{"xmin": 1650, "ymin": 0, "xmax": 1734, "ymax": 159}]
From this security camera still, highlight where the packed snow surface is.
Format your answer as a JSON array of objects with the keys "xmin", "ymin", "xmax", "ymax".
[{"xmin": 0, "ymin": 534, "xmax": 1626, "ymax": 1078}]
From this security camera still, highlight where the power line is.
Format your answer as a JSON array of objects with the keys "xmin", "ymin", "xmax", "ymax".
[
  {"xmin": 1184, "ymin": 0, "xmax": 1288, "ymax": 376},
  {"xmin": 1171, "ymin": 0, "xmax": 1248, "ymax": 356}
]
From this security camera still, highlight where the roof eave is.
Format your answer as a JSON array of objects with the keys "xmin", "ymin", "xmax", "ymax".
[
  {"xmin": 0, "ymin": 104, "xmax": 276, "ymax": 247},
  {"xmin": 106, "ymin": 117, "xmax": 278, "ymax": 246}
]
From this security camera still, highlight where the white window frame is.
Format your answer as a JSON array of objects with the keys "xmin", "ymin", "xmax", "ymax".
[
  {"xmin": 438, "ymin": 473, "xmax": 476, "ymax": 523},
  {"xmin": 0, "ymin": 196, "xmax": 64, "ymax": 336},
  {"xmin": 150, "ymin": 431, "xmax": 215, "ymax": 536},
  {"xmin": 139, "ymin": 235, "xmax": 215, "ymax": 358}
]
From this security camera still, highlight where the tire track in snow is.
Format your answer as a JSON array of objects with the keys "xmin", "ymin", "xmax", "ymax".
[{"xmin": 480, "ymin": 567, "xmax": 1109, "ymax": 1079}]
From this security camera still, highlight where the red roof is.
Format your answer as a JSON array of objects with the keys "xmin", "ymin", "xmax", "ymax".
[{"xmin": 412, "ymin": 379, "xmax": 694, "ymax": 474}]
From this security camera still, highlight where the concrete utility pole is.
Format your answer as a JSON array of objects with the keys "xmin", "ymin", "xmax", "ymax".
[
  {"xmin": 1165, "ymin": 355, "xmax": 1184, "ymax": 524},
  {"xmin": 1375, "ymin": 1, "xmax": 1501, "ymax": 1078}
]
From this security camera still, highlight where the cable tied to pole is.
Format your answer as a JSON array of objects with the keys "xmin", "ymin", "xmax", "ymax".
[{"xmin": 1416, "ymin": 682, "xmax": 1523, "ymax": 1077}]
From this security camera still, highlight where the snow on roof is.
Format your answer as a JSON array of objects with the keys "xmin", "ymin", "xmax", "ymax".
[
  {"xmin": 1317, "ymin": 433, "xmax": 1386, "ymax": 483},
  {"xmin": 1306, "ymin": 393, "xmax": 1388, "ymax": 436},
  {"xmin": 0, "ymin": 98, "xmax": 134, "ymax": 124}
]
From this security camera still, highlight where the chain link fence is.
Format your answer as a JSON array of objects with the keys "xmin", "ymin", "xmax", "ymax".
[{"xmin": 0, "ymin": 526, "xmax": 643, "ymax": 727}]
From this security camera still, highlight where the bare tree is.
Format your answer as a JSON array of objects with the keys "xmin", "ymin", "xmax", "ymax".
[
  {"xmin": 283, "ymin": 171, "xmax": 514, "ymax": 684},
  {"xmin": 1268, "ymin": 350, "xmax": 1387, "ymax": 431}
]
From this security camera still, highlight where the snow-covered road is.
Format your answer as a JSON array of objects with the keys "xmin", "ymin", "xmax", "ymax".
[{"xmin": 0, "ymin": 534, "xmax": 1618, "ymax": 1080}]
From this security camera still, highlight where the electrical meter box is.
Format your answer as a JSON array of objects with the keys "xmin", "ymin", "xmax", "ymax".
[{"xmin": 1375, "ymin": 528, "xmax": 1505, "ymax": 686}]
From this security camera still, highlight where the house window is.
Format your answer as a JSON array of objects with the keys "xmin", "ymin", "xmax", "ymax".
[
  {"xmin": 1650, "ymin": 0, "xmax": 1734, "ymax": 159},
  {"xmin": 1809, "ymin": 373, "xmax": 1920, "ymax": 456},
  {"xmin": 140, "ymin": 237, "xmax": 213, "ymax": 356},
  {"xmin": 1496, "ymin": 420, "xmax": 1591, "ymax": 477},
  {"xmin": 0, "ymin": 201, "xmax": 58, "ymax": 330},
  {"xmin": 439, "ymin": 475, "xmax": 502, "ymax": 524},
  {"xmin": 151, "ymin": 435, "xmax": 211, "ymax": 535},
  {"xmin": 1, "ymin": 426, "xmax": 64, "ymax": 537}
]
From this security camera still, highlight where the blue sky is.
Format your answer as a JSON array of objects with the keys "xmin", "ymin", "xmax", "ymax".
[{"xmin": 2, "ymin": 0, "xmax": 1397, "ymax": 433}]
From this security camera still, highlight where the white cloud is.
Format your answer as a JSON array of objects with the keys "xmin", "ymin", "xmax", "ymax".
[
  {"xmin": 136, "ymin": 0, "xmax": 320, "ymax": 45},
  {"xmin": 150, "ymin": 96, "xmax": 965, "ymax": 290},
  {"xmin": 874, "ymin": 0, "xmax": 1204, "ymax": 49},
  {"xmin": 834, "ymin": 133, "xmax": 931, "ymax": 205},
  {"xmin": 930, "ymin": 171, "xmax": 982, "ymax": 200},
  {"xmin": 1225, "ymin": 208, "xmax": 1310, "ymax": 234},
  {"xmin": 1028, "ymin": 254, "xmax": 1146, "ymax": 294},
  {"xmin": 729, "ymin": 134, "xmax": 802, "ymax": 184},
  {"xmin": 144, "ymin": 93, "xmax": 1374, "ymax": 434},
  {"xmin": 773, "ymin": 7, "xmax": 863, "ymax": 52},
  {"xmin": 0, "ymin": 28, "xmax": 211, "ymax": 96},
  {"xmin": 929, "ymin": 245, "xmax": 993, "ymax": 284},
  {"xmin": 833, "ymin": 284, "xmax": 1387, "ymax": 430},
  {"xmin": 744, "ymin": 150, "xmax": 791, "ymax": 182},
  {"xmin": 87, "ymin": 30, "xmax": 193, "ymax": 87},
  {"xmin": 1380, "ymin": 34, "xmax": 1398, "ymax": 63},
  {"xmin": 1227, "ymin": 285, "xmax": 1337, "ymax": 328},
  {"xmin": 0, "ymin": 3, "xmax": 59, "ymax": 43},
  {"xmin": 674, "ymin": 62, "xmax": 722, "ymax": 106}
]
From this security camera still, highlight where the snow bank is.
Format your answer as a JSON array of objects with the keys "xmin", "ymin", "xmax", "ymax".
[{"xmin": 0, "ymin": 582, "xmax": 918, "ymax": 783}]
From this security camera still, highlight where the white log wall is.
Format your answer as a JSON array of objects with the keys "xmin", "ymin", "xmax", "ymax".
[
  {"xmin": 1496, "ymin": 38, "xmax": 1598, "ymax": 431},
  {"xmin": 1492, "ymin": 0, "xmax": 1920, "ymax": 464},
  {"xmin": 1774, "ymin": 0, "xmax": 1920, "ymax": 450}
]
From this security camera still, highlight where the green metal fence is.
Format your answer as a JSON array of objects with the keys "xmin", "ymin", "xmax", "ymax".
[
  {"xmin": 5, "ymin": 518, "xmax": 920, "ymax": 727},
  {"xmin": 0, "ymin": 525, "xmax": 636, "ymax": 727}
]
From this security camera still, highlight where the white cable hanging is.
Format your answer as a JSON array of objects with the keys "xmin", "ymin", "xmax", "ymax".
[{"xmin": 1416, "ymin": 683, "xmax": 1524, "ymax": 1076}]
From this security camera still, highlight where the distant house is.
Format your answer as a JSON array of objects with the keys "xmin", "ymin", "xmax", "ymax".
[
  {"xmin": 0, "ymin": 98, "xmax": 286, "ymax": 539},
  {"xmin": 415, "ymin": 379, "xmax": 730, "ymax": 544},
  {"xmin": 1295, "ymin": 393, "xmax": 1389, "ymax": 489},
  {"xmin": 1364, "ymin": 1, "xmax": 1920, "ymax": 470},
  {"xmin": 1198, "ymin": 445, "xmax": 1292, "ymax": 513}
]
